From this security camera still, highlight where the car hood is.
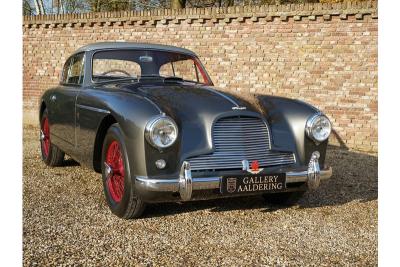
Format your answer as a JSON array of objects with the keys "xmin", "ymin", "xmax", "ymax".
[
  {"xmin": 115, "ymin": 81, "xmax": 269, "ymax": 120},
  {"xmin": 121, "ymin": 82, "xmax": 266, "ymax": 159},
  {"xmin": 99, "ymin": 81, "xmax": 321, "ymax": 171}
]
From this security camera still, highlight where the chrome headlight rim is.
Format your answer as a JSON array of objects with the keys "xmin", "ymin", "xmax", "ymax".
[
  {"xmin": 145, "ymin": 115, "xmax": 178, "ymax": 149},
  {"xmin": 305, "ymin": 113, "xmax": 332, "ymax": 143}
]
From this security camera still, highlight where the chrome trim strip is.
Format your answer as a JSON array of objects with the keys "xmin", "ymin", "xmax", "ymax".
[
  {"xmin": 202, "ymin": 87, "xmax": 239, "ymax": 107},
  {"xmin": 307, "ymin": 151, "xmax": 321, "ymax": 189},
  {"xmin": 179, "ymin": 161, "xmax": 192, "ymax": 201},
  {"xmin": 135, "ymin": 167, "xmax": 331, "ymax": 193},
  {"xmin": 136, "ymin": 176, "xmax": 221, "ymax": 192},
  {"xmin": 136, "ymin": 176, "xmax": 179, "ymax": 192},
  {"xmin": 286, "ymin": 167, "xmax": 332, "ymax": 183},
  {"xmin": 136, "ymin": 153, "xmax": 331, "ymax": 200},
  {"xmin": 76, "ymin": 104, "xmax": 110, "ymax": 114},
  {"xmin": 191, "ymin": 177, "xmax": 221, "ymax": 190}
]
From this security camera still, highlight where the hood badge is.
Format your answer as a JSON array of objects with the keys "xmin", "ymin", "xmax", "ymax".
[
  {"xmin": 242, "ymin": 160, "xmax": 263, "ymax": 174},
  {"xmin": 232, "ymin": 106, "xmax": 246, "ymax": 110}
]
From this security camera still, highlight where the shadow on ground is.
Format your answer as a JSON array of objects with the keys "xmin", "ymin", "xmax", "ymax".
[
  {"xmin": 142, "ymin": 145, "xmax": 378, "ymax": 218},
  {"xmin": 63, "ymin": 158, "xmax": 80, "ymax": 167}
]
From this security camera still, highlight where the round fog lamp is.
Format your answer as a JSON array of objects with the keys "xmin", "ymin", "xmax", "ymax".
[{"xmin": 155, "ymin": 159, "xmax": 166, "ymax": 169}]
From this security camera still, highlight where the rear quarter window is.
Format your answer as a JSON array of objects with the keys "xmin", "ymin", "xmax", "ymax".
[{"xmin": 61, "ymin": 53, "xmax": 84, "ymax": 85}]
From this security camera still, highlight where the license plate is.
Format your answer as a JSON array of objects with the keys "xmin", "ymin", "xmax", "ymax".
[{"xmin": 220, "ymin": 173, "xmax": 286, "ymax": 194}]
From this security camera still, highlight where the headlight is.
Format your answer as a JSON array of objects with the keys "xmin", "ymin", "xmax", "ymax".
[
  {"xmin": 305, "ymin": 114, "xmax": 332, "ymax": 143},
  {"xmin": 145, "ymin": 115, "xmax": 178, "ymax": 149}
]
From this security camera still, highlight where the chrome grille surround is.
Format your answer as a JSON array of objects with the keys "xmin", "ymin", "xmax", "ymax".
[{"xmin": 187, "ymin": 116, "xmax": 296, "ymax": 171}]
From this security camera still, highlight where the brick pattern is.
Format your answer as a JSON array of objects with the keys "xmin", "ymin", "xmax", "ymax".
[{"xmin": 23, "ymin": 1, "xmax": 378, "ymax": 152}]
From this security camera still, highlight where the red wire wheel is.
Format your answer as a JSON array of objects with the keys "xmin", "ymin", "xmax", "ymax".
[
  {"xmin": 105, "ymin": 140, "xmax": 125, "ymax": 203},
  {"xmin": 41, "ymin": 117, "xmax": 50, "ymax": 158}
]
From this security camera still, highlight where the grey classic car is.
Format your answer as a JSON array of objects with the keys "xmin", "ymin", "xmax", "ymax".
[{"xmin": 39, "ymin": 42, "xmax": 332, "ymax": 219}]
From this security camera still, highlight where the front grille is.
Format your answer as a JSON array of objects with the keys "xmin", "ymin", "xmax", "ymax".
[{"xmin": 187, "ymin": 116, "xmax": 296, "ymax": 171}]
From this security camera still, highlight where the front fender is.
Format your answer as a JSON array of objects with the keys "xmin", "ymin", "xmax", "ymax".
[
  {"xmin": 77, "ymin": 88, "xmax": 161, "ymax": 176},
  {"xmin": 258, "ymin": 95, "xmax": 328, "ymax": 166}
]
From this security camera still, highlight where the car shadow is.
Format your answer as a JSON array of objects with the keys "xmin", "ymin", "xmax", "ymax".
[
  {"xmin": 63, "ymin": 157, "xmax": 80, "ymax": 167},
  {"xmin": 142, "ymin": 145, "xmax": 377, "ymax": 219},
  {"xmin": 296, "ymin": 145, "xmax": 377, "ymax": 209}
]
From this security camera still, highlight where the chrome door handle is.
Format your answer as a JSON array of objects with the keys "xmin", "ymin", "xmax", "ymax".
[{"xmin": 50, "ymin": 95, "xmax": 56, "ymax": 102}]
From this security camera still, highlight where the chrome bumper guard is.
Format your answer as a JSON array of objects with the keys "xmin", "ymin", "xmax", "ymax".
[{"xmin": 136, "ymin": 151, "xmax": 332, "ymax": 201}]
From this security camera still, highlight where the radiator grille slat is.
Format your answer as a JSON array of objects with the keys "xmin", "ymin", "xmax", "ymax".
[{"xmin": 187, "ymin": 116, "xmax": 296, "ymax": 171}]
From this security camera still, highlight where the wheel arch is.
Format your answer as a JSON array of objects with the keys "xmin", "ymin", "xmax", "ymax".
[
  {"xmin": 93, "ymin": 114, "xmax": 117, "ymax": 173},
  {"xmin": 39, "ymin": 101, "xmax": 47, "ymax": 122}
]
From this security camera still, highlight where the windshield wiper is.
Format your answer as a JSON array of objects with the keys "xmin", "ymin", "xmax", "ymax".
[
  {"xmin": 138, "ymin": 75, "xmax": 202, "ymax": 84},
  {"xmin": 139, "ymin": 74, "xmax": 163, "ymax": 80},
  {"xmin": 139, "ymin": 75, "xmax": 183, "ymax": 81},
  {"xmin": 94, "ymin": 77, "xmax": 138, "ymax": 85},
  {"xmin": 139, "ymin": 75, "xmax": 184, "ymax": 83}
]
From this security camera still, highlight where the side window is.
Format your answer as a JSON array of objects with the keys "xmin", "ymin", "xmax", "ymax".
[
  {"xmin": 61, "ymin": 58, "xmax": 72, "ymax": 84},
  {"xmin": 61, "ymin": 53, "xmax": 84, "ymax": 85}
]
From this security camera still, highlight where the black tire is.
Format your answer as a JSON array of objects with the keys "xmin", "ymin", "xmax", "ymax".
[
  {"xmin": 40, "ymin": 109, "xmax": 65, "ymax": 167},
  {"xmin": 101, "ymin": 123, "xmax": 146, "ymax": 219},
  {"xmin": 263, "ymin": 191, "xmax": 306, "ymax": 206}
]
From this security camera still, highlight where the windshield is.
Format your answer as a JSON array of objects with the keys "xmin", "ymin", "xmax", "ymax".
[{"xmin": 92, "ymin": 49, "xmax": 212, "ymax": 85}]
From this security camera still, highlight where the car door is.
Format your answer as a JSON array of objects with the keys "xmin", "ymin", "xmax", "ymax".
[{"xmin": 49, "ymin": 52, "xmax": 85, "ymax": 151}]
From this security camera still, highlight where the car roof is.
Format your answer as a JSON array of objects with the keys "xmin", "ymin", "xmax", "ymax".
[{"xmin": 74, "ymin": 42, "xmax": 196, "ymax": 56}]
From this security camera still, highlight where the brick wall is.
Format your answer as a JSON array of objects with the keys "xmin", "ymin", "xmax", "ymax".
[{"xmin": 23, "ymin": 1, "xmax": 378, "ymax": 152}]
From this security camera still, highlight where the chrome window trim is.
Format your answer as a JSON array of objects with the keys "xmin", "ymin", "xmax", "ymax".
[
  {"xmin": 89, "ymin": 49, "xmax": 213, "ymax": 86},
  {"xmin": 60, "ymin": 52, "xmax": 85, "ymax": 87}
]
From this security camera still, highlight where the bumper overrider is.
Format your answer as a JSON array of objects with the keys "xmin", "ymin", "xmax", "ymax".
[{"xmin": 135, "ymin": 151, "xmax": 332, "ymax": 201}]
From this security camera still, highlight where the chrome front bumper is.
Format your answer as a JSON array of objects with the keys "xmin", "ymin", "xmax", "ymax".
[{"xmin": 136, "ymin": 151, "xmax": 332, "ymax": 201}]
